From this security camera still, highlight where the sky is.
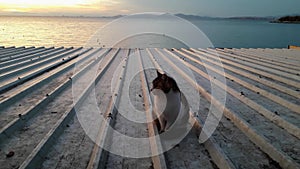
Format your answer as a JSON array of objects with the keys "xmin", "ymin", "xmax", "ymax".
[{"xmin": 0, "ymin": 0, "xmax": 299, "ymax": 17}]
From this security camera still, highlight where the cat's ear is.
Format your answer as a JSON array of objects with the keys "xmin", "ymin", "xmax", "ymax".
[{"xmin": 157, "ymin": 70, "xmax": 163, "ymax": 77}]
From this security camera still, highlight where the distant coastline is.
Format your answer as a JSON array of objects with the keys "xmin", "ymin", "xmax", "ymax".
[
  {"xmin": 270, "ymin": 16, "xmax": 300, "ymax": 24},
  {"xmin": 175, "ymin": 14, "xmax": 274, "ymax": 21},
  {"xmin": 0, "ymin": 13, "xmax": 276, "ymax": 21}
]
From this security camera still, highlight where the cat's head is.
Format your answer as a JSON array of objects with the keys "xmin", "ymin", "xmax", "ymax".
[{"xmin": 151, "ymin": 70, "xmax": 180, "ymax": 93}]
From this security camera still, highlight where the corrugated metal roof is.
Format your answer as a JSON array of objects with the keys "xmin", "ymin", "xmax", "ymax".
[{"xmin": 0, "ymin": 46, "xmax": 299, "ymax": 169}]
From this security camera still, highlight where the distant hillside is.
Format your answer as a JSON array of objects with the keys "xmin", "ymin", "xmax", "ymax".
[
  {"xmin": 175, "ymin": 14, "xmax": 273, "ymax": 21},
  {"xmin": 271, "ymin": 16, "xmax": 300, "ymax": 24},
  {"xmin": 175, "ymin": 13, "xmax": 213, "ymax": 20},
  {"xmin": 227, "ymin": 16, "xmax": 274, "ymax": 20}
]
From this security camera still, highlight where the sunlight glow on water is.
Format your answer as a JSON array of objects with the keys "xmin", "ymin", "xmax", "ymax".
[{"xmin": 0, "ymin": 16, "xmax": 108, "ymax": 47}]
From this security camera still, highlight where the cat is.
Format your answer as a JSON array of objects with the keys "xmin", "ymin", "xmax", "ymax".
[{"xmin": 151, "ymin": 70, "xmax": 189, "ymax": 133}]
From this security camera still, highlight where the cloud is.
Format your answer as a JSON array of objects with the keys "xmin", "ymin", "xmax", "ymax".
[{"xmin": 0, "ymin": 0, "xmax": 124, "ymax": 16}]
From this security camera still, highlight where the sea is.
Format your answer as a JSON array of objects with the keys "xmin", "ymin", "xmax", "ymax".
[{"xmin": 0, "ymin": 16, "xmax": 299, "ymax": 48}]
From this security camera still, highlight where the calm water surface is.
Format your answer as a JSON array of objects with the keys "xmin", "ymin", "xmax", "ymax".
[
  {"xmin": 0, "ymin": 16, "xmax": 108, "ymax": 47},
  {"xmin": 0, "ymin": 16, "xmax": 299, "ymax": 48},
  {"xmin": 191, "ymin": 19, "xmax": 300, "ymax": 48}
]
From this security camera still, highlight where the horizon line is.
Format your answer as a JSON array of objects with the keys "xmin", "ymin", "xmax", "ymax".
[{"xmin": 0, "ymin": 13, "xmax": 294, "ymax": 19}]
